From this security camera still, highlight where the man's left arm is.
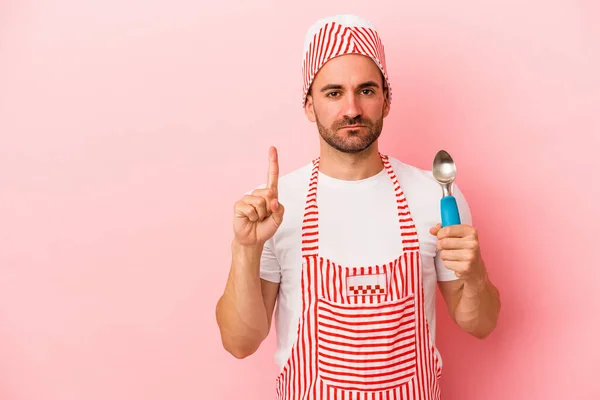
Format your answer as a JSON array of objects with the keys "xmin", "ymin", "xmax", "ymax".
[{"xmin": 432, "ymin": 223, "xmax": 501, "ymax": 339}]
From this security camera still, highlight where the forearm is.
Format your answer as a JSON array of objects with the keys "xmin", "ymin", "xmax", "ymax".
[
  {"xmin": 454, "ymin": 269, "xmax": 501, "ymax": 339},
  {"xmin": 216, "ymin": 240, "xmax": 269, "ymax": 358}
]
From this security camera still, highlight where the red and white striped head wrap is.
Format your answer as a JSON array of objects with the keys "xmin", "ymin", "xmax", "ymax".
[{"xmin": 302, "ymin": 14, "xmax": 392, "ymax": 106}]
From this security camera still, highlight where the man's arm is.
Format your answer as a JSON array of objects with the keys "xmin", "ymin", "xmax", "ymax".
[
  {"xmin": 216, "ymin": 146, "xmax": 284, "ymax": 358},
  {"xmin": 438, "ymin": 270, "xmax": 500, "ymax": 339},
  {"xmin": 431, "ymin": 223, "xmax": 501, "ymax": 339},
  {"xmin": 216, "ymin": 240, "xmax": 279, "ymax": 358}
]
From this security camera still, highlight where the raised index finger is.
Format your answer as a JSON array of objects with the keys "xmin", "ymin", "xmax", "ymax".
[{"xmin": 267, "ymin": 146, "xmax": 279, "ymax": 190}]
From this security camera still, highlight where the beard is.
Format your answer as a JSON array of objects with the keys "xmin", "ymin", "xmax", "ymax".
[{"xmin": 316, "ymin": 112, "xmax": 384, "ymax": 154}]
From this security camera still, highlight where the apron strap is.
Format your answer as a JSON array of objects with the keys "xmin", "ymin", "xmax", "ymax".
[
  {"xmin": 300, "ymin": 158, "xmax": 321, "ymax": 258},
  {"xmin": 381, "ymin": 154, "xmax": 420, "ymax": 252}
]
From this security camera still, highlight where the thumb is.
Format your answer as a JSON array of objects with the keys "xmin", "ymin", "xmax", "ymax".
[
  {"xmin": 430, "ymin": 223, "xmax": 442, "ymax": 236},
  {"xmin": 269, "ymin": 198, "xmax": 285, "ymax": 227}
]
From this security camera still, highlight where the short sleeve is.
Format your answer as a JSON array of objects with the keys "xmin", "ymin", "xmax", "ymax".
[
  {"xmin": 243, "ymin": 185, "xmax": 282, "ymax": 283},
  {"xmin": 259, "ymin": 237, "xmax": 282, "ymax": 283},
  {"xmin": 435, "ymin": 183, "xmax": 473, "ymax": 282}
]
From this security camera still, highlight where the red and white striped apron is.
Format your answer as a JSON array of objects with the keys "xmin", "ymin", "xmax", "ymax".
[{"xmin": 275, "ymin": 153, "xmax": 442, "ymax": 400}]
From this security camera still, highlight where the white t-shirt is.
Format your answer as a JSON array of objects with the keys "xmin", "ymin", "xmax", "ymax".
[{"xmin": 252, "ymin": 155, "xmax": 472, "ymax": 371}]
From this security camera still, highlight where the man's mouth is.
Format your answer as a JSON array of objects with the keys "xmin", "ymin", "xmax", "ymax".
[{"xmin": 339, "ymin": 125, "xmax": 365, "ymax": 129}]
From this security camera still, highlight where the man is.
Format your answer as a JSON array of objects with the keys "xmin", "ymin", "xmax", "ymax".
[{"xmin": 216, "ymin": 14, "xmax": 500, "ymax": 399}]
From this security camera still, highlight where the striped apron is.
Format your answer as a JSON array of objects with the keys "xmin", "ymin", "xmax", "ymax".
[{"xmin": 275, "ymin": 153, "xmax": 442, "ymax": 399}]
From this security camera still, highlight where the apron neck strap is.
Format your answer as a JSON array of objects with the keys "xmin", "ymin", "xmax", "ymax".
[{"xmin": 300, "ymin": 152, "xmax": 419, "ymax": 260}]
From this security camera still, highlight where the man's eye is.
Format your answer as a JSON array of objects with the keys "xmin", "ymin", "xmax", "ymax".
[
  {"xmin": 326, "ymin": 92, "xmax": 340, "ymax": 98},
  {"xmin": 361, "ymin": 89, "xmax": 374, "ymax": 95}
]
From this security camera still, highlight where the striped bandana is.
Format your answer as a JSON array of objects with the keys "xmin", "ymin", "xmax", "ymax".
[{"xmin": 301, "ymin": 14, "xmax": 392, "ymax": 106}]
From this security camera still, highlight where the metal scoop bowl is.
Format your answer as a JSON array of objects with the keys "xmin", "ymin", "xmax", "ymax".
[{"xmin": 432, "ymin": 150, "xmax": 461, "ymax": 227}]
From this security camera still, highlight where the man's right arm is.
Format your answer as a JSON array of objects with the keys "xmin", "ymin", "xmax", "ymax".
[
  {"xmin": 215, "ymin": 240, "xmax": 279, "ymax": 359},
  {"xmin": 216, "ymin": 146, "xmax": 284, "ymax": 359}
]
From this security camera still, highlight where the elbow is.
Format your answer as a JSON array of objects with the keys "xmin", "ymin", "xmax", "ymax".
[
  {"xmin": 222, "ymin": 339, "xmax": 260, "ymax": 359},
  {"xmin": 468, "ymin": 288, "xmax": 502, "ymax": 340},
  {"xmin": 468, "ymin": 317, "xmax": 499, "ymax": 340},
  {"xmin": 216, "ymin": 315, "xmax": 264, "ymax": 359},
  {"xmin": 230, "ymin": 350, "xmax": 251, "ymax": 360},
  {"xmin": 455, "ymin": 312, "xmax": 499, "ymax": 339},
  {"xmin": 215, "ymin": 297, "xmax": 268, "ymax": 359},
  {"xmin": 471, "ymin": 328, "xmax": 493, "ymax": 340},
  {"xmin": 461, "ymin": 323, "xmax": 494, "ymax": 340},
  {"xmin": 229, "ymin": 348, "xmax": 254, "ymax": 360},
  {"xmin": 216, "ymin": 318, "xmax": 267, "ymax": 359}
]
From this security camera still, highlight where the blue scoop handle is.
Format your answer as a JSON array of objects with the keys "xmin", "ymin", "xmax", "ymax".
[{"xmin": 441, "ymin": 196, "xmax": 461, "ymax": 227}]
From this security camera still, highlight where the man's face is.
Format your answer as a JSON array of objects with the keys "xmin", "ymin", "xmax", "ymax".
[{"xmin": 304, "ymin": 54, "xmax": 390, "ymax": 154}]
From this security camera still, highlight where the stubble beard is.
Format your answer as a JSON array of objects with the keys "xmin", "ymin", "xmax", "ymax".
[{"xmin": 316, "ymin": 112, "xmax": 384, "ymax": 154}]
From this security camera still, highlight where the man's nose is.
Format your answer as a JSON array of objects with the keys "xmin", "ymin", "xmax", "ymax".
[{"xmin": 342, "ymin": 94, "xmax": 362, "ymax": 120}]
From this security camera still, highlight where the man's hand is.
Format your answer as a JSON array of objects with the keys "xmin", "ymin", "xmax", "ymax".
[
  {"xmin": 233, "ymin": 146, "xmax": 285, "ymax": 247},
  {"xmin": 430, "ymin": 223, "xmax": 487, "ymax": 287},
  {"xmin": 432, "ymin": 223, "xmax": 500, "ymax": 339}
]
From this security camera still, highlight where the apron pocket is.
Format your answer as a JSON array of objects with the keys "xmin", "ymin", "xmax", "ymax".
[{"xmin": 316, "ymin": 294, "xmax": 417, "ymax": 392}]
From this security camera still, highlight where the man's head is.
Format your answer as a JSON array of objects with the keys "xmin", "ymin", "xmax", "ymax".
[{"xmin": 301, "ymin": 15, "xmax": 392, "ymax": 154}]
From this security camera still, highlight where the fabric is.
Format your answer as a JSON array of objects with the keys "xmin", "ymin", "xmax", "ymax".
[
  {"xmin": 253, "ymin": 155, "xmax": 472, "ymax": 373},
  {"xmin": 274, "ymin": 153, "xmax": 443, "ymax": 399},
  {"xmin": 301, "ymin": 14, "xmax": 392, "ymax": 106}
]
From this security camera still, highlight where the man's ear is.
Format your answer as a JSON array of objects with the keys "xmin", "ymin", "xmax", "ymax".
[
  {"xmin": 382, "ymin": 88, "xmax": 390, "ymax": 118},
  {"xmin": 304, "ymin": 94, "xmax": 316, "ymax": 122}
]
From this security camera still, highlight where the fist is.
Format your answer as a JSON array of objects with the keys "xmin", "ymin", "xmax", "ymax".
[
  {"xmin": 430, "ymin": 223, "xmax": 486, "ymax": 284},
  {"xmin": 233, "ymin": 147, "xmax": 285, "ymax": 247}
]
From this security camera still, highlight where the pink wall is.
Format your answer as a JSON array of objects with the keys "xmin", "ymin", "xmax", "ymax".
[{"xmin": 1, "ymin": 0, "xmax": 598, "ymax": 399}]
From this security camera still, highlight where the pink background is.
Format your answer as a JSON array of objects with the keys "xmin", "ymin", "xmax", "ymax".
[{"xmin": 1, "ymin": 0, "xmax": 599, "ymax": 399}]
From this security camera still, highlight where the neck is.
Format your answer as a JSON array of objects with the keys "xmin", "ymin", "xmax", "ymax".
[{"xmin": 318, "ymin": 141, "xmax": 384, "ymax": 180}]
